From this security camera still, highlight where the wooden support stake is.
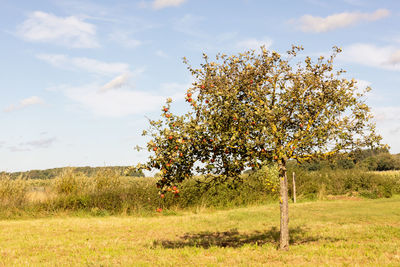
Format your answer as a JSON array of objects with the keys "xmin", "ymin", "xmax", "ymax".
[{"xmin": 292, "ymin": 172, "xmax": 296, "ymax": 203}]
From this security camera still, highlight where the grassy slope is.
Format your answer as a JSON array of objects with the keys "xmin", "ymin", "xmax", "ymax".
[{"xmin": 1, "ymin": 197, "xmax": 399, "ymax": 266}]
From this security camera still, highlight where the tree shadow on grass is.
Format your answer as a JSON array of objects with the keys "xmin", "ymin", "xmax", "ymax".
[{"xmin": 153, "ymin": 226, "xmax": 344, "ymax": 249}]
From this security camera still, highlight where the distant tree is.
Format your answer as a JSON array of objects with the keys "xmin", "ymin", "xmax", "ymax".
[
  {"xmin": 137, "ymin": 46, "xmax": 383, "ymax": 250},
  {"xmin": 350, "ymin": 147, "xmax": 389, "ymax": 164},
  {"xmin": 374, "ymin": 153, "xmax": 400, "ymax": 171}
]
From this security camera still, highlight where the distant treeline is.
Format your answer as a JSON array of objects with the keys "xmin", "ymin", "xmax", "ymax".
[
  {"xmin": 1, "ymin": 166, "xmax": 144, "ymax": 180},
  {"xmin": 293, "ymin": 148, "xmax": 400, "ymax": 171}
]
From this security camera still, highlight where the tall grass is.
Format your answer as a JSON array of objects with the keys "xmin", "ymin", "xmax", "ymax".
[
  {"xmin": 48, "ymin": 168, "xmax": 272, "ymax": 213},
  {"xmin": 0, "ymin": 167, "xmax": 398, "ymax": 218},
  {"xmin": 0, "ymin": 173, "xmax": 27, "ymax": 208}
]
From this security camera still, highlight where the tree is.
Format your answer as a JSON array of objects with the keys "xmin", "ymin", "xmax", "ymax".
[{"xmin": 136, "ymin": 45, "xmax": 383, "ymax": 250}]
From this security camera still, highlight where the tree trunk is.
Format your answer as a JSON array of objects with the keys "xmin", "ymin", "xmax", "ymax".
[{"xmin": 279, "ymin": 161, "xmax": 289, "ymax": 250}]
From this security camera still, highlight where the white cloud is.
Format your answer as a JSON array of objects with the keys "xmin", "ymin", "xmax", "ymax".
[
  {"xmin": 16, "ymin": 11, "xmax": 99, "ymax": 48},
  {"xmin": 152, "ymin": 0, "xmax": 186, "ymax": 9},
  {"xmin": 59, "ymin": 78, "xmax": 190, "ymax": 117},
  {"xmin": 387, "ymin": 50, "xmax": 400, "ymax": 65},
  {"xmin": 340, "ymin": 43, "xmax": 400, "ymax": 71},
  {"xmin": 64, "ymin": 83, "xmax": 166, "ymax": 117},
  {"xmin": 236, "ymin": 38, "xmax": 273, "ymax": 50},
  {"xmin": 109, "ymin": 31, "xmax": 142, "ymax": 48},
  {"xmin": 295, "ymin": 9, "xmax": 390, "ymax": 33},
  {"xmin": 4, "ymin": 96, "xmax": 44, "ymax": 112},
  {"xmin": 37, "ymin": 54, "xmax": 130, "ymax": 75},
  {"xmin": 99, "ymin": 73, "xmax": 131, "ymax": 92}
]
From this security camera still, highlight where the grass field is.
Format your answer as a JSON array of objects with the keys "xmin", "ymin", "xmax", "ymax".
[{"xmin": 1, "ymin": 196, "xmax": 399, "ymax": 266}]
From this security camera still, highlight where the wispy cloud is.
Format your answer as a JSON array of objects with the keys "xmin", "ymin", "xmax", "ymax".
[
  {"xmin": 159, "ymin": 81, "xmax": 192, "ymax": 101},
  {"xmin": 236, "ymin": 37, "xmax": 273, "ymax": 50},
  {"xmin": 37, "ymin": 54, "xmax": 130, "ymax": 76},
  {"xmin": 342, "ymin": 0, "xmax": 366, "ymax": 6},
  {"xmin": 108, "ymin": 31, "xmax": 142, "ymax": 48},
  {"xmin": 155, "ymin": 50, "xmax": 169, "ymax": 58},
  {"xmin": 59, "ymin": 78, "xmax": 190, "ymax": 117},
  {"xmin": 152, "ymin": 0, "xmax": 186, "ymax": 9},
  {"xmin": 173, "ymin": 14, "xmax": 206, "ymax": 37},
  {"xmin": 294, "ymin": 9, "xmax": 390, "ymax": 33},
  {"xmin": 7, "ymin": 137, "xmax": 57, "ymax": 152},
  {"xmin": 64, "ymin": 83, "xmax": 166, "ymax": 117},
  {"xmin": 390, "ymin": 126, "xmax": 400, "ymax": 135},
  {"xmin": 99, "ymin": 73, "xmax": 131, "ymax": 92},
  {"xmin": 373, "ymin": 106, "xmax": 400, "ymax": 123},
  {"xmin": 181, "ymin": 31, "xmax": 269, "ymax": 53},
  {"xmin": 4, "ymin": 96, "xmax": 44, "ymax": 112},
  {"xmin": 8, "ymin": 146, "xmax": 31, "ymax": 152},
  {"xmin": 20, "ymin": 137, "xmax": 57, "ymax": 149},
  {"xmin": 340, "ymin": 43, "xmax": 400, "ymax": 71},
  {"xmin": 16, "ymin": 11, "xmax": 99, "ymax": 48}
]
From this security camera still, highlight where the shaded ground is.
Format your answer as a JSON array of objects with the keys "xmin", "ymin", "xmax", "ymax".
[{"xmin": 154, "ymin": 226, "xmax": 344, "ymax": 249}]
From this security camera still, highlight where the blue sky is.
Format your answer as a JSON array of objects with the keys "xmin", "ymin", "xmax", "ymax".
[{"xmin": 1, "ymin": 0, "xmax": 400, "ymax": 172}]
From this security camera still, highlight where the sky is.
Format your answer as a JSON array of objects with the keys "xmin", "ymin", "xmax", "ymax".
[{"xmin": 1, "ymin": 0, "xmax": 400, "ymax": 172}]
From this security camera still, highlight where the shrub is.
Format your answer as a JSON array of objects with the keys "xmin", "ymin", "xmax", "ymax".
[{"xmin": 287, "ymin": 167, "xmax": 395, "ymax": 199}]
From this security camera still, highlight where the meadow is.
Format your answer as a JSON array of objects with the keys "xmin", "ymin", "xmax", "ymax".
[
  {"xmin": 0, "ymin": 196, "xmax": 399, "ymax": 266},
  {"xmin": 1, "ymin": 168, "xmax": 399, "ymax": 265}
]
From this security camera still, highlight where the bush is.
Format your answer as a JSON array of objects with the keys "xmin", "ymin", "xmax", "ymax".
[
  {"xmin": 287, "ymin": 167, "xmax": 396, "ymax": 199},
  {"xmin": 174, "ymin": 170, "xmax": 275, "ymax": 209}
]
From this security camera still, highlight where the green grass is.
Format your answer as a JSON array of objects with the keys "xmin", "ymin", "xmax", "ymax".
[{"xmin": 1, "ymin": 196, "xmax": 399, "ymax": 266}]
